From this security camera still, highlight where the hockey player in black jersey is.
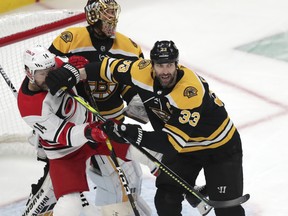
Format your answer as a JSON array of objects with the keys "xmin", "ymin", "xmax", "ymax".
[
  {"xmin": 46, "ymin": 40, "xmax": 246, "ymax": 216},
  {"xmin": 47, "ymin": 0, "xmax": 156, "ymax": 215}
]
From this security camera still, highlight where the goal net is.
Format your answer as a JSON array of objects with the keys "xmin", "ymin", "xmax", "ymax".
[{"xmin": 0, "ymin": 10, "xmax": 86, "ymax": 153}]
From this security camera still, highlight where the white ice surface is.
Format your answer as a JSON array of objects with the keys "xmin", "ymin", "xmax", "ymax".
[{"xmin": 1, "ymin": 0, "xmax": 288, "ymax": 215}]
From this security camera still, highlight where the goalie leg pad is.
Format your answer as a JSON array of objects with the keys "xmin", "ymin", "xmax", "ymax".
[
  {"xmin": 126, "ymin": 145, "xmax": 163, "ymax": 174},
  {"xmin": 53, "ymin": 193, "xmax": 83, "ymax": 216},
  {"xmin": 88, "ymin": 155, "xmax": 152, "ymax": 215},
  {"xmin": 88, "ymin": 155, "xmax": 143, "ymax": 205},
  {"xmin": 22, "ymin": 164, "xmax": 56, "ymax": 216},
  {"xmin": 101, "ymin": 198, "xmax": 152, "ymax": 216}
]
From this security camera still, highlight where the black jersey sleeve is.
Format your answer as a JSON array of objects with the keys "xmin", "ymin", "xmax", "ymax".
[
  {"xmin": 48, "ymin": 44, "xmax": 66, "ymax": 57},
  {"xmin": 121, "ymin": 85, "xmax": 137, "ymax": 104},
  {"xmin": 85, "ymin": 62, "xmax": 102, "ymax": 81},
  {"xmin": 142, "ymin": 130, "xmax": 178, "ymax": 154}
]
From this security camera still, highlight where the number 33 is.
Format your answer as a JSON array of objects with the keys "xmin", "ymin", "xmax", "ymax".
[{"xmin": 178, "ymin": 110, "xmax": 200, "ymax": 127}]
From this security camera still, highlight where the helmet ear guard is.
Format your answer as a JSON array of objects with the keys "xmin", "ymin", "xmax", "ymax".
[
  {"xmin": 150, "ymin": 40, "xmax": 179, "ymax": 64},
  {"xmin": 23, "ymin": 45, "xmax": 56, "ymax": 83}
]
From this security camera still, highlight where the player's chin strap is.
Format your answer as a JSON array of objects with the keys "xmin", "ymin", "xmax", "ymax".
[
  {"xmin": 63, "ymin": 88, "xmax": 250, "ymax": 210},
  {"xmin": 67, "ymin": 85, "xmax": 141, "ymax": 216}
]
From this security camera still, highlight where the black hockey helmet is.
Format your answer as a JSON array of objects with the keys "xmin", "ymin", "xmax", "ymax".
[{"xmin": 150, "ymin": 40, "xmax": 179, "ymax": 64}]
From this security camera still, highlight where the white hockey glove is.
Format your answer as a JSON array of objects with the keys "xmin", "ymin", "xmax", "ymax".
[{"xmin": 123, "ymin": 94, "xmax": 149, "ymax": 124}]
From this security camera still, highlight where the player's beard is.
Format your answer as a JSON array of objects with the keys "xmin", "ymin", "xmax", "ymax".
[
  {"xmin": 156, "ymin": 72, "xmax": 177, "ymax": 88},
  {"xmin": 35, "ymin": 81, "xmax": 49, "ymax": 91}
]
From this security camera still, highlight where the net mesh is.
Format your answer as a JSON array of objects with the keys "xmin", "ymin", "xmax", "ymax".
[{"xmin": 0, "ymin": 10, "xmax": 85, "ymax": 148}]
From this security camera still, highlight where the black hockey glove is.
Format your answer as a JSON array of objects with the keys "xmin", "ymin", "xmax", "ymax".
[
  {"xmin": 46, "ymin": 63, "xmax": 80, "ymax": 96},
  {"xmin": 101, "ymin": 120, "xmax": 143, "ymax": 145}
]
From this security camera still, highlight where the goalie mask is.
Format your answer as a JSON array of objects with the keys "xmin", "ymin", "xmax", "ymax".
[
  {"xmin": 85, "ymin": 0, "xmax": 121, "ymax": 38},
  {"xmin": 24, "ymin": 45, "xmax": 56, "ymax": 83}
]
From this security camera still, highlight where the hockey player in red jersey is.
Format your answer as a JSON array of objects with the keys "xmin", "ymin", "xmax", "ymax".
[
  {"xmin": 48, "ymin": 0, "xmax": 160, "ymax": 214},
  {"xmin": 17, "ymin": 45, "xmax": 131, "ymax": 216}
]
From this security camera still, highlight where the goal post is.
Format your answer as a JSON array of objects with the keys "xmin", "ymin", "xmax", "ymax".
[{"xmin": 0, "ymin": 10, "xmax": 86, "ymax": 145}]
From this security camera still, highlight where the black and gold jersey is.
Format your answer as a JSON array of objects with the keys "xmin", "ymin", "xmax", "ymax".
[
  {"xmin": 49, "ymin": 26, "xmax": 143, "ymax": 120},
  {"xmin": 86, "ymin": 58, "xmax": 237, "ymax": 153}
]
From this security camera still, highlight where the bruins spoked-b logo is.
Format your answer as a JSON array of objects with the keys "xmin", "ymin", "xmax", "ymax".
[
  {"xmin": 89, "ymin": 80, "xmax": 118, "ymax": 101},
  {"xmin": 60, "ymin": 31, "xmax": 73, "ymax": 43},
  {"xmin": 184, "ymin": 86, "xmax": 198, "ymax": 98},
  {"xmin": 138, "ymin": 59, "xmax": 151, "ymax": 70}
]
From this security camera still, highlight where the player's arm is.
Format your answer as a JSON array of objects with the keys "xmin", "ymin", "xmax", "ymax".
[
  {"xmin": 48, "ymin": 28, "xmax": 73, "ymax": 57},
  {"xmin": 45, "ymin": 58, "xmax": 139, "ymax": 97},
  {"xmin": 120, "ymin": 85, "xmax": 136, "ymax": 105},
  {"xmin": 100, "ymin": 120, "xmax": 177, "ymax": 154},
  {"xmin": 84, "ymin": 57, "xmax": 141, "ymax": 86}
]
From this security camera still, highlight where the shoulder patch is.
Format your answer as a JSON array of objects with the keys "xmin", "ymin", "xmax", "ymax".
[
  {"xmin": 138, "ymin": 59, "xmax": 151, "ymax": 70},
  {"xmin": 60, "ymin": 31, "xmax": 73, "ymax": 43},
  {"xmin": 183, "ymin": 86, "xmax": 198, "ymax": 98}
]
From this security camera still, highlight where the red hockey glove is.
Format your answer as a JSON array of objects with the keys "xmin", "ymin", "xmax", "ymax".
[
  {"xmin": 54, "ymin": 55, "xmax": 89, "ymax": 69},
  {"xmin": 85, "ymin": 122, "xmax": 108, "ymax": 143},
  {"xmin": 68, "ymin": 55, "xmax": 89, "ymax": 69},
  {"xmin": 55, "ymin": 56, "xmax": 68, "ymax": 68}
]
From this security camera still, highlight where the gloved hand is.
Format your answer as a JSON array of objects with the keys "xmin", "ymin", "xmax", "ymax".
[
  {"xmin": 46, "ymin": 63, "xmax": 80, "ymax": 96},
  {"xmin": 68, "ymin": 55, "xmax": 89, "ymax": 69},
  {"xmin": 84, "ymin": 122, "xmax": 108, "ymax": 143},
  {"xmin": 101, "ymin": 119, "xmax": 143, "ymax": 145}
]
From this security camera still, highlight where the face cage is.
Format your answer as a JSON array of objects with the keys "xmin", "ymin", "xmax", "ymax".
[{"xmin": 86, "ymin": 1, "xmax": 120, "ymax": 27}]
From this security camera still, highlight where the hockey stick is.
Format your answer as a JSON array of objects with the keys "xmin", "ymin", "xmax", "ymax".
[
  {"xmin": 0, "ymin": 65, "xmax": 140, "ymax": 216},
  {"xmin": 81, "ymin": 82, "xmax": 209, "ymax": 213},
  {"xmin": 80, "ymin": 81, "xmax": 141, "ymax": 216},
  {"xmin": 0, "ymin": 65, "xmax": 18, "ymax": 98},
  {"xmin": 65, "ymin": 90, "xmax": 250, "ymax": 209},
  {"xmin": 0, "ymin": 65, "xmax": 57, "ymax": 216}
]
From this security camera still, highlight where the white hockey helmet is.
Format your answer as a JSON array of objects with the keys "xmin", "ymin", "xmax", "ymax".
[{"xmin": 24, "ymin": 45, "xmax": 56, "ymax": 83}]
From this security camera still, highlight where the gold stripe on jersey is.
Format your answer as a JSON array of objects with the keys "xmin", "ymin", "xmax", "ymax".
[
  {"xmin": 100, "ymin": 58, "xmax": 155, "ymax": 92},
  {"xmin": 100, "ymin": 103, "xmax": 124, "ymax": 119},
  {"xmin": 165, "ymin": 117, "xmax": 230, "ymax": 142},
  {"xmin": 166, "ymin": 67, "xmax": 205, "ymax": 110},
  {"xmin": 121, "ymin": 85, "xmax": 131, "ymax": 96},
  {"xmin": 106, "ymin": 58, "xmax": 154, "ymax": 91},
  {"xmin": 109, "ymin": 48, "xmax": 140, "ymax": 58},
  {"xmin": 100, "ymin": 58, "xmax": 117, "ymax": 83},
  {"xmin": 163, "ymin": 117, "xmax": 236, "ymax": 153},
  {"xmin": 110, "ymin": 34, "xmax": 142, "ymax": 58}
]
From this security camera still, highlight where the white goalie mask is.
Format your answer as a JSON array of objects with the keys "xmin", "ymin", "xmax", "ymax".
[{"xmin": 24, "ymin": 45, "xmax": 56, "ymax": 83}]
